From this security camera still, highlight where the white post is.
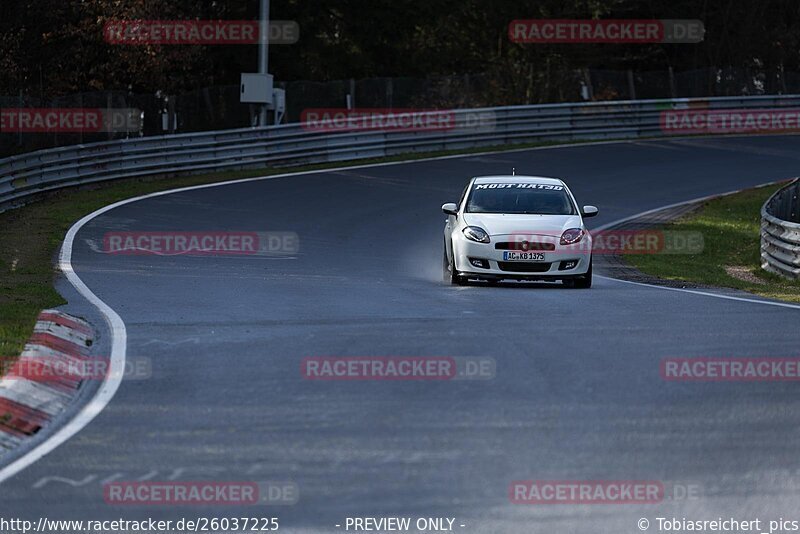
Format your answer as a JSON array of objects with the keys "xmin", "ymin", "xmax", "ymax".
[{"xmin": 258, "ymin": 0, "xmax": 270, "ymax": 126}]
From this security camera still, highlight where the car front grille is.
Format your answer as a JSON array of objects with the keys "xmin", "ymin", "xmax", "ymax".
[
  {"xmin": 497, "ymin": 261, "xmax": 552, "ymax": 273},
  {"xmin": 495, "ymin": 241, "xmax": 556, "ymax": 251}
]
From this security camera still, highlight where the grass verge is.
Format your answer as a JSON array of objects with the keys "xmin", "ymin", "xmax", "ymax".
[{"xmin": 625, "ymin": 182, "xmax": 800, "ymax": 303}]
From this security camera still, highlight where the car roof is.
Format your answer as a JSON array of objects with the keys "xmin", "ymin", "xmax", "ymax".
[{"xmin": 472, "ymin": 175, "xmax": 564, "ymax": 185}]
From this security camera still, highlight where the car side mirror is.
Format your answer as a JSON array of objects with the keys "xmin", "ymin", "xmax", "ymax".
[
  {"xmin": 442, "ymin": 203, "xmax": 458, "ymax": 216},
  {"xmin": 581, "ymin": 205, "xmax": 598, "ymax": 218}
]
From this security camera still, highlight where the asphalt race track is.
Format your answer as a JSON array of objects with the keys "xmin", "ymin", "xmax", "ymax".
[{"xmin": 5, "ymin": 135, "xmax": 800, "ymax": 533}]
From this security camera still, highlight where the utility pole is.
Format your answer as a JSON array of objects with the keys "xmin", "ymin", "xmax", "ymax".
[
  {"xmin": 240, "ymin": 0, "xmax": 277, "ymax": 127},
  {"xmin": 258, "ymin": 0, "xmax": 270, "ymax": 126}
]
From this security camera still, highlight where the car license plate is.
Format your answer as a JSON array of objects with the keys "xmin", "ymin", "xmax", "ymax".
[{"xmin": 503, "ymin": 251, "xmax": 545, "ymax": 261}]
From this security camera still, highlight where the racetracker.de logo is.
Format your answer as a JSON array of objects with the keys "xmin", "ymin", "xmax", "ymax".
[
  {"xmin": 508, "ymin": 19, "xmax": 704, "ymax": 44},
  {"xmin": 0, "ymin": 108, "xmax": 141, "ymax": 133},
  {"xmin": 103, "ymin": 481, "xmax": 298, "ymax": 506},
  {"xmin": 661, "ymin": 109, "xmax": 800, "ymax": 134},
  {"xmin": 102, "ymin": 231, "xmax": 299, "ymax": 256},
  {"xmin": 1, "ymin": 356, "xmax": 151, "ymax": 382},
  {"xmin": 301, "ymin": 356, "xmax": 495, "ymax": 381},
  {"xmin": 661, "ymin": 358, "xmax": 800, "ymax": 381},
  {"xmin": 509, "ymin": 480, "xmax": 664, "ymax": 504},
  {"xmin": 507, "ymin": 229, "xmax": 703, "ymax": 255},
  {"xmin": 103, "ymin": 20, "xmax": 299, "ymax": 45}
]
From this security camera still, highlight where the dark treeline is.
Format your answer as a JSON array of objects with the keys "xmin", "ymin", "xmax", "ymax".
[{"xmin": 2, "ymin": 0, "xmax": 799, "ymax": 98}]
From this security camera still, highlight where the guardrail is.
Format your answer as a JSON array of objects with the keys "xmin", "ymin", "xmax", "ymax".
[
  {"xmin": 3, "ymin": 94, "xmax": 800, "ymax": 213},
  {"xmin": 761, "ymin": 178, "xmax": 800, "ymax": 279}
]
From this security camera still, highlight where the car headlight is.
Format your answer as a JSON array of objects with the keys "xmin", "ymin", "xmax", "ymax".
[
  {"xmin": 463, "ymin": 226, "xmax": 490, "ymax": 243},
  {"xmin": 560, "ymin": 228, "xmax": 584, "ymax": 245}
]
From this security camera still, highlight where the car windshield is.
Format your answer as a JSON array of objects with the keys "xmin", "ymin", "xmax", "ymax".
[{"xmin": 466, "ymin": 184, "xmax": 576, "ymax": 215}]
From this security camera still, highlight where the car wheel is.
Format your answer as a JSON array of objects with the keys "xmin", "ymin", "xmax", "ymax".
[
  {"xmin": 442, "ymin": 244, "xmax": 451, "ymax": 283},
  {"xmin": 572, "ymin": 258, "xmax": 592, "ymax": 289},
  {"xmin": 443, "ymin": 241, "xmax": 466, "ymax": 285}
]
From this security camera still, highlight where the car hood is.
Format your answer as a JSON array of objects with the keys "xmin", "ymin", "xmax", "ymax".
[{"xmin": 462, "ymin": 213, "xmax": 583, "ymax": 237}]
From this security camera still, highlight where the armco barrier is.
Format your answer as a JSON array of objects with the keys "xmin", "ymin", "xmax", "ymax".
[
  {"xmin": 3, "ymin": 95, "xmax": 800, "ymax": 212},
  {"xmin": 761, "ymin": 178, "xmax": 800, "ymax": 279}
]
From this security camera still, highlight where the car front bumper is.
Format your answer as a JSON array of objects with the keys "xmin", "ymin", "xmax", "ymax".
[{"xmin": 452, "ymin": 234, "xmax": 592, "ymax": 281}]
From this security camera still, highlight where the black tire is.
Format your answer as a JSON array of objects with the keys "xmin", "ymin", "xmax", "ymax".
[
  {"xmin": 572, "ymin": 258, "xmax": 592, "ymax": 289},
  {"xmin": 443, "ymin": 241, "xmax": 466, "ymax": 285},
  {"xmin": 442, "ymin": 245, "xmax": 451, "ymax": 283}
]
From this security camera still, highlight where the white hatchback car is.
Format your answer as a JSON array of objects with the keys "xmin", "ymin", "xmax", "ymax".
[{"xmin": 442, "ymin": 175, "xmax": 598, "ymax": 287}]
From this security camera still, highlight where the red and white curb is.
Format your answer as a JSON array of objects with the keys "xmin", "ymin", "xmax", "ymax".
[{"xmin": 0, "ymin": 310, "xmax": 95, "ymax": 454}]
